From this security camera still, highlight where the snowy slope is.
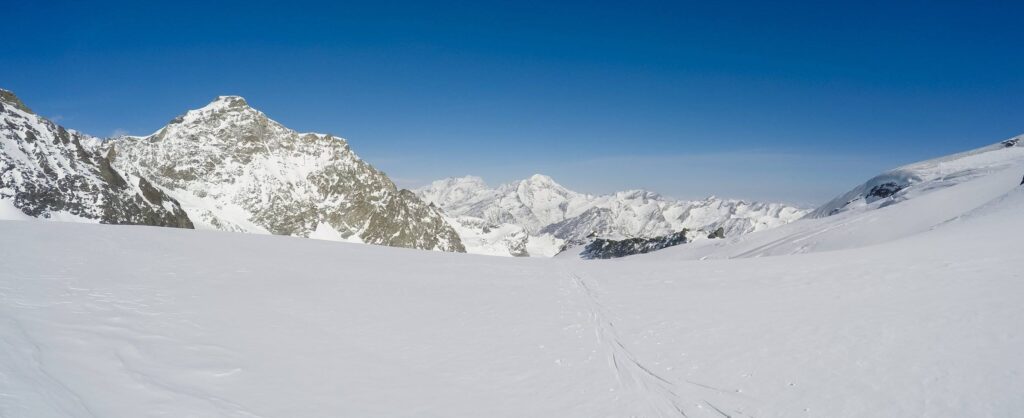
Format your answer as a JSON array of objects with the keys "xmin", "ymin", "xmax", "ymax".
[
  {"xmin": 417, "ymin": 175, "xmax": 806, "ymax": 256},
  {"xmin": 107, "ymin": 96, "xmax": 463, "ymax": 252},
  {"xmin": 2, "ymin": 178, "xmax": 1022, "ymax": 417},
  {"xmin": 0, "ymin": 89, "xmax": 193, "ymax": 227},
  {"xmin": 653, "ymin": 135, "xmax": 1024, "ymax": 260}
]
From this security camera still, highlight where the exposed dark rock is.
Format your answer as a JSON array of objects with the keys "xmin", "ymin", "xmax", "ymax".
[
  {"xmin": 867, "ymin": 182, "xmax": 905, "ymax": 199},
  {"xmin": 580, "ymin": 229, "xmax": 688, "ymax": 259},
  {"xmin": 707, "ymin": 226, "xmax": 725, "ymax": 239},
  {"xmin": 1, "ymin": 88, "xmax": 194, "ymax": 228}
]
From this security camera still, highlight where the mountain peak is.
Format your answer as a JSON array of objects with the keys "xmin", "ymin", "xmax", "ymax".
[
  {"xmin": 524, "ymin": 174, "xmax": 557, "ymax": 185},
  {"xmin": 204, "ymin": 95, "xmax": 250, "ymax": 111},
  {"xmin": 0, "ymin": 88, "xmax": 33, "ymax": 114},
  {"xmin": 166, "ymin": 95, "xmax": 262, "ymax": 127}
]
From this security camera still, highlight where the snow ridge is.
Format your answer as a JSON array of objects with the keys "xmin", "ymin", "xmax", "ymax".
[{"xmin": 809, "ymin": 134, "xmax": 1024, "ymax": 218}]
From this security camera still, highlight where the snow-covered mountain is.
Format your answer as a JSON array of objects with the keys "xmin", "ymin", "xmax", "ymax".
[
  {"xmin": 0, "ymin": 89, "xmax": 193, "ymax": 227},
  {"xmin": 417, "ymin": 174, "xmax": 807, "ymax": 256},
  {"xmin": 653, "ymin": 134, "xmax": 1024, "ymax": 260},
  {"xmin": 106, "ymin": 96, "xmax": 464, "ymax": 252},
  {"xmin": 808, "ymin": 135, "xmax": 1024, "ymax": 218}
]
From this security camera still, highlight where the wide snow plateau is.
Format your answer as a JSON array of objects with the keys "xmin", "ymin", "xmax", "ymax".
[{"xmin": 2, "ymin": 178, "xmax": 1022, "ymax": 416}]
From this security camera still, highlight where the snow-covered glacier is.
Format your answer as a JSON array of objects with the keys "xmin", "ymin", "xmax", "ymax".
[{"xmin": 2, "ymin": 133, "xmax": 1022, "ymax": 416}]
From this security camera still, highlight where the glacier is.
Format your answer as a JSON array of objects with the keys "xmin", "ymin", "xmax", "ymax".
[{"xmin": 1, "ymin": 133, "xmax": 1023, "ymax": 417}]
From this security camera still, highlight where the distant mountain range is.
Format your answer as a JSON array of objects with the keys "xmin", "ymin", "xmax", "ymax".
[
  {"xmin": 1, "ymin": 88, "xmax": 807, "ymax": 256},
  {"xmin": 416, "ymin": 174, "xmax": 807, "ymax": 256}
]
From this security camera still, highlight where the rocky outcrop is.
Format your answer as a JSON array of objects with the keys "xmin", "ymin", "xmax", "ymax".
[
  {"xmin": 707, "ymin": 226, "xmax": 725, "ymax": 239},
  {"xmin": 580, "ymin": 230, "xmax": 688, "ymax": 259},
  {"xmin": 0, "ymin": 89, "xmax": 193, "ymax": 227}
]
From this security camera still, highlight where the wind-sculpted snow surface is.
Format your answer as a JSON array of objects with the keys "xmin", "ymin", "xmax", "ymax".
[
  {"xmin": 417, "ymin": 174, "xmax": 806, "ymax": 257},
  {"xmin": 106, "ymin": 96, "xmax": 463, "ymax": 252},
  {"xmin": 1, "ymin": 181, "xmax": 1021, "ymax": 416},
  {"xmin": 0, "ymin": 89, "xmax": 193, "ymax": 227}
]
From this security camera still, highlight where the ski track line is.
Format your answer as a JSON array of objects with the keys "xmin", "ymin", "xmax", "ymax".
[
  {"xmin": 0, "ymin": 316, "xmax": 99, "ymax": 418},
  {"xmin": 567, "ymin": 272, "xmax": 689, "ymax": 417},
  {"xmin": 566, "ymin": 271, "xmax": 757, "ymax": 418}
]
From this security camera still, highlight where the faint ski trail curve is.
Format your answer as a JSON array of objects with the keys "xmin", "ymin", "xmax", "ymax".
[
  {"xmin": 0, "ymin": 316, "xmax": 99, "ymax": 418},
  {"xmin": 567, "ymin": 272, "xmax": 688, "ymax": 417},
  {"xmin": 114, "ymin": 346, "xmax": 265, "ymax": 418}
]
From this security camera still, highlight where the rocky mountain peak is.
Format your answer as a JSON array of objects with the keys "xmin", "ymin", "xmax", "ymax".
[
  {"xmin": 1, "ymin": 90, "xmax": 193, "ymax": 227},
  {"xmin": 107, "ymin": 96, "xmax": 464, "ymax": 252},
  {"xmin": 0, "ymin": 89, "xmax": 33, "ymax": 114},
  {"xmin": 163, "ymin": 95, "xmax": 266, "ymax": 131},
  {"xmin": 210, "ymin": 95, "xmax": 250, "ymax": 109}
]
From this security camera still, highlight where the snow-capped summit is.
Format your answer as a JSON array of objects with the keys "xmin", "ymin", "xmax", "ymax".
[
  {"xmin": 0, "ymin": 88, "xmax": 193, "ymax": 226},
  {"xmin": 107, "ymin": 96, "xmax": 464, "ymax": 252},
  {"xmin": 521, "ymin": 173, "xmax": 561, "ymax": 187},
  {"xmin": 206, "ymin": 95, "xmax": 249, "ymax": 109},
  {"xmin": 416, "ymin": 174, "xmax": 807, "ymax": 256}
]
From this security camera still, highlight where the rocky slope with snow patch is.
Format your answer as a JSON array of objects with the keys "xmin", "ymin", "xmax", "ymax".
[
  {"xmin": 578, "ymin": 229, "xmax": 689, "ymax": 259},
  {"xmin": 808, "ymin": 134, "xmax": 1024, "ymax": 218},
  {"xmin": 0, "ymin": 89, "xmax": 193, "ymax": 227},
  {"xmin": 106, "ymin": 96, "xmax": 463, "ymax": 252},
  {"xmin": 417, "ymin": 174, "xmax": 806, "ymax": 256}
]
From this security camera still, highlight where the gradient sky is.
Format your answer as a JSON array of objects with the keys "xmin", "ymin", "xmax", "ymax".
[{"xmin": 3, "ymin": 0, "xmax": 1023, "ymax": 205}]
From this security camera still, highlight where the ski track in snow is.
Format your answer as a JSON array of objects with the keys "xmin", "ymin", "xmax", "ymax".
[
  {"xmin": 0, "ymin": 316, "xmax": 98, "ymax": 418},
  {"xmin": 566, "ymin": 271, "xmax": 750, "ymax": 418}
]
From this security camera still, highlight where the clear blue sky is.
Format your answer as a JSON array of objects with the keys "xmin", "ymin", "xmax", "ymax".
[{"xmin": 3, "ymin": 0, "xmax": 1022, "ymax": 205}]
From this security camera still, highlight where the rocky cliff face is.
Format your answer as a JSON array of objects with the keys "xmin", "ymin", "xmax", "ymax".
[
  {"xmin": 0, "ymin": 89, "xmax": 193, "ymax": 227},
  {"xmin": 106, "ymin": 96, "xmax": 463, "ymax": 252},
  {"xmin": 417, "ymin": 175, "xmax": 807, "ymax": 256}
]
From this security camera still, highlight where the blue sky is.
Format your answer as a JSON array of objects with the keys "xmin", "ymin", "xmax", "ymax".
[{"xmin": 3, "ymin": 0, "xmax": 1023, "ymax": 205}]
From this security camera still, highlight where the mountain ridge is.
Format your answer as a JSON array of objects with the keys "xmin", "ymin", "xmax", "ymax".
[
  {"xmin": 106, "ymin": 94, "xmax": 465, "ymax": 252},
  {"xmin": 417, "ymin": 174, "xmax": 808, "ymax": 256},
  {"xmin": 0, "ymin": 88, "xmax": 464, "ymax": 252},
  {"xmin": 0, "ymin": 89, "xmax": 194, "ymax": 227}
]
